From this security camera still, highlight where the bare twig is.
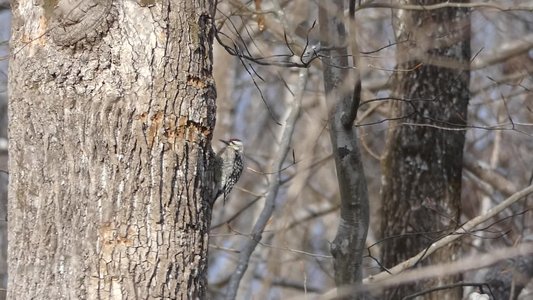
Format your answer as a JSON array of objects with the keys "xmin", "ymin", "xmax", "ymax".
[
  {"xmin": 276, "ymin": 204, "xmax": 340, "ymax": 232},
  {"xmin": 463, "ymin": 154, "xmax": 518, "ymax": 197},
  {"xmin": 368, "ymin": 243, "xmax": 533, "ymax": 290},
  {"xmin": 308, "ymin": 243, "xmax": 533, "ymax": 300},
  {"xmin": 401, "ymin": 282, "xmax": 495, "ymax": 300},
  {"xmin": 210, "ymin": 195, "xmax": 263, "ymax": 230},
  {"xmin": 357, "ymin": 2, "xmax": 533, "ymax": 12},
  {"xmin": 253, "ymin": 273, "xmax": 324, "ymax": 293},
  {"xmin": 365, "ymin": 184, "xmax": 533, "ymax": 283}
]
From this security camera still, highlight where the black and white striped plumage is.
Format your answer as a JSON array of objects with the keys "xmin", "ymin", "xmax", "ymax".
[{"xmin": 214, "ymin": 139, "xmax": 244, "ymax": 204}]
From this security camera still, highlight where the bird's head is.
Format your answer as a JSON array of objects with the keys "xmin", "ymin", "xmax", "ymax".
[{"xmin": 221, "ymin": 139, "xmax": 243, "ymax": 153}]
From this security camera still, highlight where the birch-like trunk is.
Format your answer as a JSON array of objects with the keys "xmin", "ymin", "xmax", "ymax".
[{"xmin": 319, "ymin": 1, "xmax": 369, "ymax": 298}]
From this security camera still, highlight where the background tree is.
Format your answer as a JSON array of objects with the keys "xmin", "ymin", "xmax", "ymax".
[
  {"xmin": 380, "ymin": 1, "xmax": 470, "ymax": 299},
  {"xmin": 8, "ymin": 0, "xmax": 216, "ymax": 298}
]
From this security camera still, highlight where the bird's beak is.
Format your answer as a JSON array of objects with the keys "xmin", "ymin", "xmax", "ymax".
[{"xmin": 220, "ymin": 139, "xmax": 230, "ymax": 145}]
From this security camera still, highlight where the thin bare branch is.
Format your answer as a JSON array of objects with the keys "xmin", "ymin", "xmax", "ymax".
[
  {"xmin": 463, "ymin": 154, "xmax": 518, "ymax": 197},
  {"xmin": 224, "ymin": 68, "xmax": 308, "ymax": 300},
  {"xmin": 365, "ymin": 184, "xmax": 533, "ymax": 283},
  {"xmin": 357, "ymin": 2, "xmax": 533, "ymax": 12}
]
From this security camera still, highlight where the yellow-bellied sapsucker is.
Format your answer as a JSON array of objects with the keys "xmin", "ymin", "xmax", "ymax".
[{"xmin": 214, "ymin": 139, "xmax": 244, "ymax": 204}]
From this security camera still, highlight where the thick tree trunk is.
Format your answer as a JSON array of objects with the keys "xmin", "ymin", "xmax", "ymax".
[
  {"xmin": 8, "ymin": 1, "xmax": 216, "ymax": 299},
  {"xmin": 380, "ymin": 1, "xmax": 470, "ymax": 299}
]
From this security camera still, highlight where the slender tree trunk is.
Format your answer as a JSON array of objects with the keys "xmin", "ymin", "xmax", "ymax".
[
  {"xmin": 319, "ymin": 1, "xmax": 369, "ymax": 299},
  {"xmin": 380, "ymin": 1, "xmax": 470, "ymax": 299},
  {"xmin": 8, "ymin": 1, "xmax": 216, "ymax": 298}
]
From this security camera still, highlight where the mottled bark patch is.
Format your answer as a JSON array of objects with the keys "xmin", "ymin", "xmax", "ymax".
[{"xmin": 49, "ymin": 0, "xmax": 117, "ymax": 47}]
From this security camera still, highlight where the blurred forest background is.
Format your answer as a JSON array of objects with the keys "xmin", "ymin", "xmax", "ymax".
[
  {"xmin": 207, "ymin": 1, "xmax": 532, "ymax": 299},
  {"xmin": 1, "ymin": 0, "xmax": 533, "ymax": 299}
]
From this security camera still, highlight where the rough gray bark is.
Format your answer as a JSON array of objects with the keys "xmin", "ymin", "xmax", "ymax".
[
  {"xmin": 318, "ymin": 1, "xmax": 369, "ymax": 298},
  {"xmin": 380, "ymin": 1, "xmax": 470, "ymax": 299},
  {"xmin": 49, "ymin": 0, "xmax": 116, "ymax": 47},
  {"xmin": 0, "ymin": 168, "xmax": 5, "ymax": 300},
  {"xmin": 8, "ymin": 0, "xmax": 216, "ymax": 299},
  {"xmin": 0, "ymin": 68, "xmax": 7, "ymax": 300}
]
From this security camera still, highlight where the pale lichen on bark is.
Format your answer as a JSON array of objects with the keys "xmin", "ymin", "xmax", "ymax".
[{"xmin": 49, "ymin": 0, "xmax": 117, "ymax": 47}]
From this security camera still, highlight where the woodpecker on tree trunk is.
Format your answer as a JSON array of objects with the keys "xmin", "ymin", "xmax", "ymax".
[{"xmin": 214, "ymin": 139, "xmax": 244, "ymax": 204}]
